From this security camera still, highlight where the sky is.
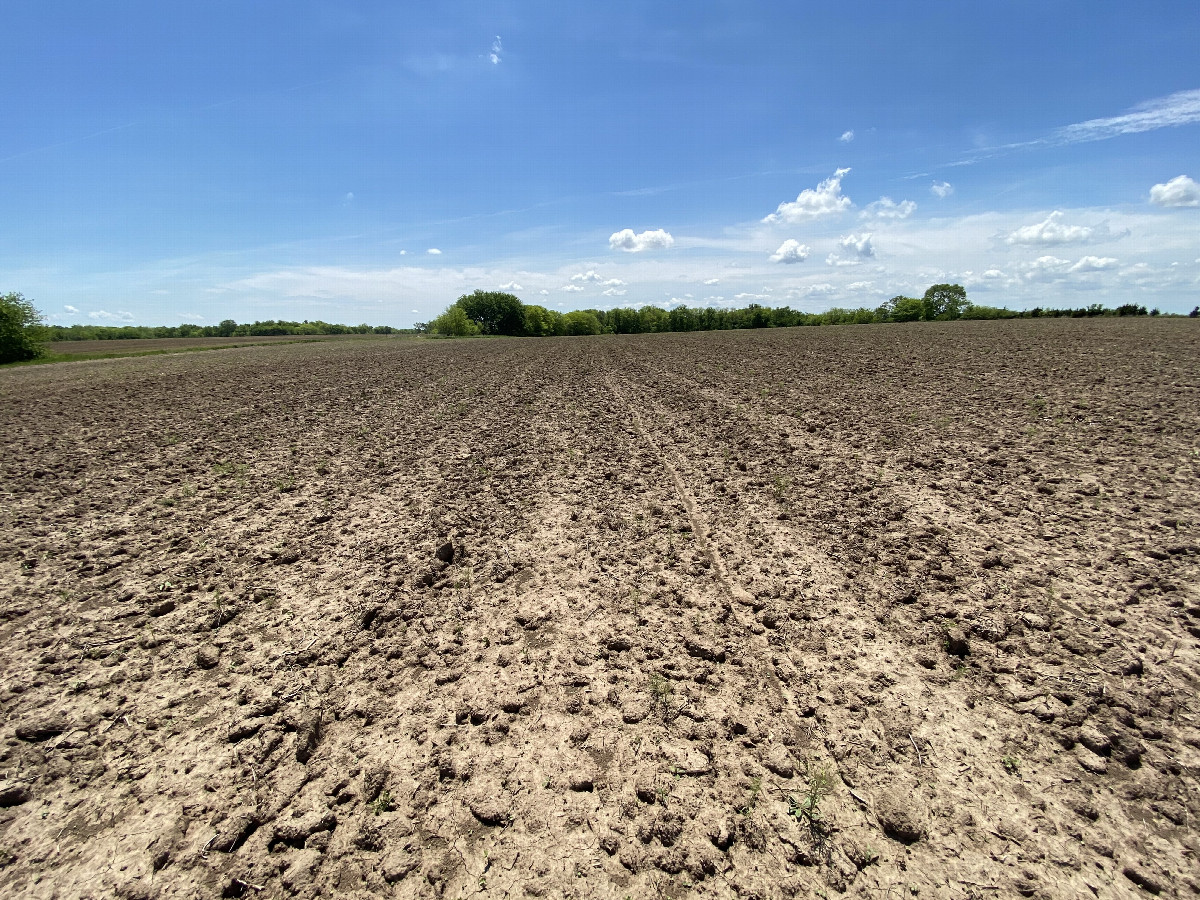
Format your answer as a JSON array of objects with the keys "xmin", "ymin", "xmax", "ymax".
[{"xmin": 2, "ymin": 1, "xmax": 1199, "ymax": 327}]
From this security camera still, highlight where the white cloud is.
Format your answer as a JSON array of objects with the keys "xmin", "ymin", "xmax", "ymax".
[
  {"xmin": 609, "ymin": 228, "xmax": 675, "ymax": 252},
  {"xmin": 839, "ymin": 233, "xmax": 875, "ymax": 258},
  {"xmin": 1021, "ymin": 256, "xmax": 1072, "ymax": 281},
  {"xmin": 1149, "ymin": 175, "xmax": 1200, "ymax": 208},
  {"xmin": 64, "ymin": 305, "xmax": 78, "ymax": 313},
  {"xmin": 88, "ymin": 309, "xmax": 135, "ymax": 322},
  {"xmin": 562, "ymin": 284, "xmax": 584, "ymax": 292},
  {"xmin": 769, "ymin": 239, "xmax": 811, "ymax": 264},
  {"xmin": 846, "ymin": 281, "xmax": 873, "ymax": 291},
  {"xmin": 734, "ymin": 292, "xmax": 768, "ymax": 302},
  {"xmin": 489, "ymin": 36, "xmax": 502, "ymax": 65},
  {"xmin": 498, "ymin": 281, "xmax": 523, "ymax": 291},
  {"xmin": 763, "ymin": 168, "xmax": 852, "ymax": 224},
  {"xmin": 571, "ymin": 270, "xmax": 604, "ymax": 283},
  {"xmin": 1054, "ymin": 89, "xmax": 1200, "ymax": 144},
  {"xmin": 931, "ymin": 181, "xmax": 954, "ymax": 198},
  {"xmin": 703, "ymin": 278, "xmax": 720, "ymax": 285},
  {"xmin": 786, "ymin": 283, "xmax": 836, "ymax": 299},
  {"xmin": 839, "ymin": 130, "xmax": 854, "ymax": 143},
  {"xmin": 1069, "ymin": 255, "xmax": 1118, "ymax": 272},
  {"xmin": 539, "ymin": 289, "xmax": 549, "ymax": 296},
  {"xmin": 602, "ymin": 287, "xmax": 627, "ymax": 297},
  {"xmin": 863, "ymin": 197, "xmax": 916, "ymax": 220},
  {"xmin": 427, "ymin": 248, "xmax": 442, "ymax": 255},
  {"xmin": 179, "ymin": 312, "xmax": 205, "ymax": 321},
  {"xmin": 399, "ymin": 250, "xmax": 408, "ymax": 256},
  {"xmin": 1003, "ymin": 211, "xmax": 1110, "ymax": 246}
]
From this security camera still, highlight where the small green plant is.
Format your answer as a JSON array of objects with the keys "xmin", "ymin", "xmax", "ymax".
[
  {"xmin": 738, "ymin": 775, "xmax": 763, "ymax": 815},
  {"xmin": 370, "ymin": 789, "xmax": 394, "ymax": 815},
  {"xmin": 276, "ymin": 475, "xmax": 297, "ymax": 493},
  {"xmin": 1001, "ymin": 754, "xmax": 1020, "ymax": 775},
  {"xmin": 649, "ymin": 673, "xmax": 673, "ymax": 711},
  {"xmin": 788, "ymin": 764, "xmax": 834, "ymax": 834}
]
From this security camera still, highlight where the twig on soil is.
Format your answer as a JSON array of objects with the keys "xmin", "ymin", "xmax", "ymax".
[
  {"xmin": 846, "ymin": 787, "xmax": 870, "ymax": 807},
  {"xmin": 233, "ymin": 878, "xmax": 265, "ymax": 892},
  {"xmin": 909, "ymin": 733, "xmax": 925, "ymax": 766},
  {"xmin": 280, "ymin": 637, "xmax": 318, "ymax": 657},
  {"xmin": 958, "ymin": 881, "xmax": 1000, "ymax": 890},
  {"xmin": 80, "ymin": 634, "xmax": 138, "ymax": 650}
]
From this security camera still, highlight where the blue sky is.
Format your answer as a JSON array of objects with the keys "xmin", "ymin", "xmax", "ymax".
[{"xmin": 3, "ymin": 1, "xmax": 1199, "ymax": 326}]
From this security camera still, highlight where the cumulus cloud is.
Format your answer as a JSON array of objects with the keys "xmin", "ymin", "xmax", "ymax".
[
  {"xmin": 734, "ymin": 292, "xmax": 768, "ymax": 302},
  {"xmin": 763, "ymin": 168, "xmax": 852, "ymax": 224},
  {"xmin": 1069, "ymin": 255, "xmax": 1119, "ymax": 272},
  {"xmin": 839, "ymin": 130, "xmax": 854, "ymax": 143},
  {"xmin": 703, "ymin": 278, "xmax": 720, "ymax": 285},
  {"xmin": 825, "ymin": 233, "xmax": 874, "ymax": 267},
  {"xmin": 89, "ymin": 309, "xmax": 135, "ymax": 322},
  {"xmin": 489, "ymin": 36, "xmax": 502, "ymax": 65},
  {"xmin": 427, "ymin": 248, "xmax": 442, "ymax": 255},
  {"xmin": 602, "ymin": 287, "xmax": 627, "ymax": 297},
  {"xmin": 64, "ymin": 305, "xmax": 79, "ymax": 313},
  {"xmin": 562, "ymin": 284, "xmax": 584, "ymax": 292},
  {"xmin": 609, "ymin": 228, "xmax": 675, "ymax": 252},
  {"xmin": 840, "ymin": 233, "xmax": 875, "ymax": 258},
  {"xmin": 609, "ymin": 229, "xmax": 676, "ymax": 254},
  {"xmin": 1021, "ymin": 256, "xmax": 1072, "ymax": 281},
  {"xmin": 931, "ymin": 181, "xmax": 954, "ymax": 198},
  {"xmin": 769, "ymin": 239, "xmax": 811, "ymax": 264},
  {"xmin": 1004, "ymin": 211, "xmax": 1115, "ymax": 246},
  {"xmin": 1149, "ymin": 175, "xmax": 1200, "ymax": 207},
  {"xmin": 863, "ymin": 197, "xmax": 916, "ymax": 219},
  {"xmin": 570, "ymin": 271, "xmax": 626, "ymax": 286},
  {"xmin": 498, "ymin": 282, "xmax": 523, "ymax": 291}
]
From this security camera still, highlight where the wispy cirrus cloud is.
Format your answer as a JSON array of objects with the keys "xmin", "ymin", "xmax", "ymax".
[
  {"xmin": 1054, "ymin": 89, "xmax": 1200, "ymax": 144},
  {"xmin": 952, "ymin": 89, "xmax": 1200, "ymax": 168}
]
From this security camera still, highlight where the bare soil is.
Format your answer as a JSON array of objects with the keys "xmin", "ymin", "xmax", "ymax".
[{"xmin": 1, "ymin": 318, "xmax": 1198, "ymax": 900}]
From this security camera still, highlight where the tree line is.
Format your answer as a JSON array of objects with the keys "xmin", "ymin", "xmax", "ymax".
[
  {"xmin": 426, "ymin": 286, "xmax": 1192, "ymax": 338},
  {"xmin": 42, "ymin": 319, "xmax": 405, "ymax": 341}
]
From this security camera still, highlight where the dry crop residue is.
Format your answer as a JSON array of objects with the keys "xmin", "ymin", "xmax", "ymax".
[{"xmin": 1, "ymin": 318, "xmax": 1197, "ymax": 900}]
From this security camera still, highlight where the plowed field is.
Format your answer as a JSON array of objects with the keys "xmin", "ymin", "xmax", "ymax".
[{"xmin": 2, "ymin": 318, "xmax": 1198, "ymax": 900}]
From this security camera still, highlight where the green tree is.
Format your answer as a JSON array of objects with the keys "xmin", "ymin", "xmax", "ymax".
[
  {"xmin": 560, "ymin": 310, "xmax": 603, "ymax": 335},
  {"xmin": 878, "ymin": 295, "xmax": 924, "ymax": 322},
  {"xmin": 608, "ymin": 307, "xmax": 643, "ymax": 334},
  {"xmin": 922, "ymin": 284, "xmax": 967, "ymax": 321},
  {"xmin": 215, "ymin": 319, "xmax": 237, "ymax": 337},
  {"xmin": 0, "ymin": 292, "xmax": 46, "ymax": 363},
  {"xmin": 455, "ymin": 290, "xmax": 524, "ymax": 335},
  {"xmin": 431, "ymin": 306, "xmax": 481, "ymax": 336},
  {"xmin": 522, "ymin": 304, "xmax": 562, "ymax": 337}
]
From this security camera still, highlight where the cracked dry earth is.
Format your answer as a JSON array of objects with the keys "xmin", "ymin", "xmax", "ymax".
[{"xmin": 1, "ymin": 318, "xmax": 1198, "ymax": 900}]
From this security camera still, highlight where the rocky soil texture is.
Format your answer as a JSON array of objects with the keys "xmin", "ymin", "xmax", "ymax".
[{"xmin": 1, "ymin": 318, "xmax": 1198, "ymax": 900}]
